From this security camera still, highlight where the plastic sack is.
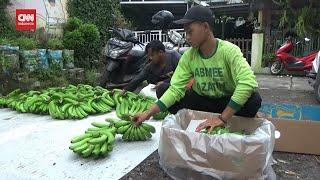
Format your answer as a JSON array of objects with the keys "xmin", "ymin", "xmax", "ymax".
[
  {"xmin": 0, "ymin": 45, "xmax": 20, "ymax": 72},
  {"xmin": 37, "ymin": 49, "xmax": 49, "ymax": 69},
  {"xmin": 139, "ymin": 84, "xmax": 157, "ymax": 99},
  {"xmin": 48, "ymin": 49, "xmax": 63, "ymax": 69},
  {"xmin": 0, "ymin": 45, "xmax": 19, "ymax": 53},
  {"xmin": 159, "ymin": 109, "xmax": 276, "ymax": 180},
  {"xmin": 21, "ymin": 50, "xmax": 38, "ymax": 72},
  {"xmin": 63, "ymin": 49, "xmax": 75, "ymax": 69}
]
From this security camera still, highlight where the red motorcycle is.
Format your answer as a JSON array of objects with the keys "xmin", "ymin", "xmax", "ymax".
[{"xmin": 270, "ymin": 37, "xmax": 318, "ymax": 75}]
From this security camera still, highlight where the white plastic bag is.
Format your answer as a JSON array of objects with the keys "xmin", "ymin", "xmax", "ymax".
[
  {"xmin": 159, "ymin": 109, "xmax": 276, "ymax": 180},
  {"xmin": 139, "ymin": 84, "xmax": 158, "ymax": 99}
]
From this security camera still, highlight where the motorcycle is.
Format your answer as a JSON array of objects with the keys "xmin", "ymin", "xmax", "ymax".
[
  {"xmin": 306, "ymin": 51, "xmax": 320, "ymax": 102},
  {"xmin": 100, "ymin": 11, "xmax": 189, "ymax": 89},
  {"xmin": 99, "ymin": 28, "xmax": 148, "ymax": 89},
  {"xmin": 151, "ymin": 10, "xmax": 190, "ymax": 55},
  {"xmin": 270, "ymin": 36, "xmax": 318, "ymax": 75}
]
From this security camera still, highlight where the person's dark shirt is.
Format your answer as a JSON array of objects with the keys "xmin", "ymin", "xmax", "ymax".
[{"xmin": 125, "ymin": 50, "xmax": 181, "ymax": 92}]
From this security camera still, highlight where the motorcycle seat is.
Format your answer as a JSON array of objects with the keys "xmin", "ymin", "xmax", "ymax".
[{"xmin": 129, "ymin": 49, "xmax": 145, "ymax": 58}]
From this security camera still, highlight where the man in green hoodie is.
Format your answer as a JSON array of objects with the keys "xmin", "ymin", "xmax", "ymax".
[{"xmin": 134, "ymin": 5, "xmax": 262, "ymax": 132}]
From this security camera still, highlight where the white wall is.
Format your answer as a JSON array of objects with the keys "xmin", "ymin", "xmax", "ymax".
[{"xmin": 7, "ymin": 0, "xmax": 67, "ymax": 34}]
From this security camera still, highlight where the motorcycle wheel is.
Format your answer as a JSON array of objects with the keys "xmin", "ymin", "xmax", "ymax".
[{"xmin": 270, "ymin": 60, "xmax": 284, "ymax": 75}]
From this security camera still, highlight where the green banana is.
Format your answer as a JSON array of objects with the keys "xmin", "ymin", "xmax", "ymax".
[
  {"xmin": 105, "ymin": 131, "xmax": 115, "ymax": 144},
  {"xmin": 86, "ymin": 131, "xmax": 100, "ymax": 138},
  {"xmin": 91, "ymin": 101, "xmax": 102, "ymax": 112},
  {"xmin": 82, "ymin": 144, "xmax": 95, "ymax": 158},
  {"xmin": 71, "ymin": 133, "xmax": 92, "ymax": 143},
  {"xmin": 100, "ymin": 142, "xmax": 108, "ymax": 155},
  {"xmin": 141, "ymin": 123, "xmax": 156, "ymax": 133},
  {"xmin": 114, "ymin": 120, "xmax": 131, "ymax": 128},
  {"xmin": 122, "ymin": 99, "xmax": 129, "ymax": 115},
  {"xmin": 92, "ymin": 144, "xmax": 101, "ymax": 156},
  {"xmin": 139, "ymin": 126, "xmax": 152, "ymax": 139},
  {"xmin": 101, "ymin": 97, "xmax": 115, "ymax": 107},
  {"xmin": 105, "ymin": 118, "xmax": 118, "ymax": 125},
  {"xmin": 116, "ymin": 104, "xmax": 122, "ymax": 118},
  {"xmin": 103, "ymin": 93, "xmax": 115, "ymax": 107},
  {"xmin": 62, "ymin": 103, "xmax": 73, "ymax": 113},
  {"xmin": 129, "ymin": 102, "xmax": 137, "ymax": 115},
  {"xmin": 77, "ymin": 106, "xmax": 89, "ymax": 118},
  {"xmin": 80, "ymin": 102, "xmax": 96, "ymax": 114},
  {"xmin": 122, "ymin": 125, "xmax": 133, "ymax": 141},
  {"xmin": 130, "ymin": 128, "xmax": 136, "ymax": 141},
  {"xmin": 86, "ymin": 127, "xmax": 105, "ymax": 132},
  {"xmin": 136, "ymin": 127, "xmax": 146, "ymax": 141},
  {"xmin": 91, "ymin": 122, "xmax": 109, "ymax": 128},
  {"xmin": 133, "ymin": 100, "xmax": 142, "ymax": 114},
  {"xmin": 66, "ymin": 105, "xmax": 73, "ymax": 118},
  {"xmin": 69, "ymin": 137, "xmax": 91, "ymax": 150},
  {"xmin": 116, "ymin": 124, "xmax": 131, "ymax": 134},
  {"xmin": 132, "ymin": 127, "xmax": 138, "ymax": 141},
  {"xmin": 88, "ymin": 134, "xmax": 107, "ymax": 144},
  {"xmin": 73, "ymin": 143, "xmax": 89, "ymax": 153},
  {"xmin": 74, "ymin": 106, "xmax": 84, "ymax": 119}
]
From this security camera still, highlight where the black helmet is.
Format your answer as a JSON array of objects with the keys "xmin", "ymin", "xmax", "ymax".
[{"xmin": 151, "ymin": 10, "xmax": 174, "ymax": 27}]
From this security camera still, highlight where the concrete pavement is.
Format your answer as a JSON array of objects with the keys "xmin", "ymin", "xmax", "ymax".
[{"xmin": 256, "ymin": 74, "xmax": 314, "ymax": 91}]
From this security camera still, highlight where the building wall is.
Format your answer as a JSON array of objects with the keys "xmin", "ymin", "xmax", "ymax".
[{"xmin": 6, "ymin": 0, "xmax": 67, "ymax": 35}]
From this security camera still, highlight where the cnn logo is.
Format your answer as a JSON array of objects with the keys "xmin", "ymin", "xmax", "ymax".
[
  {"xmin": 16, "ymin": 9, "xmax": 36, "ymax": 30},
  {"xmin": 17, "ymin": 14, "xmax": 34, "ymax": 22}
]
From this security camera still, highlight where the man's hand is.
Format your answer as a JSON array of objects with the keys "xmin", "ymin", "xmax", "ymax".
[
  {"xmin": 133, "ymin": 112, "xmax": 151, "ymax": 125},
  {"xmin": 120, "ymin": 89, "xmax": 126, "ymax": 96},
  {"xmin": 195, "ymin": 117, "xmax": 224, "ymax": 133},
  {"xmin": 133, "ymin": 104, "xmax": 161, "ymax": 125}
]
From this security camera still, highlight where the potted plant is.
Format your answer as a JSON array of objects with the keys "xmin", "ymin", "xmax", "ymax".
[
  {"xmin": 47, "ymin": 39, "xmax": 64, "ymax": 69},
  {"xmin": 0, "ymin": 38, "xmax": 20, "ymax": 73},
  {"xmin": 16, "ymin": 37, "xmax": 38, "ymax": 72}
]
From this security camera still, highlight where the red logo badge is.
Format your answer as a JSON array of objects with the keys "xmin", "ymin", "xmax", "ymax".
[{"xmin": 16, "ymin": 9, "xmax": 36, "ymax": 30}]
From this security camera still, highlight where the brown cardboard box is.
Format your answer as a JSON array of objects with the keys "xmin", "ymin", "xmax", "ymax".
[{"xmin": 270, "ymin": 118, "xmax": 320, "ymax": 155}]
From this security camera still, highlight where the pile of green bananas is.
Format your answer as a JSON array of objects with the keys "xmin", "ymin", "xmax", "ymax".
[
  {"xmin": 200, "ymin": 126, "xmax": 244, "ymax": 135},
  {"xmin": 0, "ymin": 86, "xmax": 170, "ymax": 120},
  {"xmin": 113, "ymin": 90, "xmax": 153, "ymax": 118},
  {"xmin": 113, "ymin": 90, "xmax": 169, "ymax": 120},
  {"xmin": 107, "ymin": 117, "xmax": 156, "ymax": 141},
  {"xmin": 69, "ymin": 121, "xmax": 116, "ymax": 158},
  {"xmin": 0, "ymin": 85, "xmax": 115, "ymax": 119},
  {"xmin": 69, "ymin": 117, "xmax": 156, "ymax": 158}
]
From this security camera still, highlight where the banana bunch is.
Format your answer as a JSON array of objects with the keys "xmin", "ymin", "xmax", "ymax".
[
  {"xmin": 24, "ymin": 93, "xmax": 52, "ymax": 114},
  {"xmin": 60, "ymin": 97, "xmax": 93, "ymax": 119},
  {"xmin": 0, "ymin": 85, "xmax": 116, "ymax": 120},
  {"xmin": 89, "ymin": 95, "xmax": 114, "ymax": 113},
  {"xmin": 69, "ymin": 121, "xmax": 116, "ymax": 158},
  {"xmin": 113, "ymin": 90, "xmax": 154, "ymax": 119},
  {"xmin": 1, "ymin": 86, "xmax": 170, "ymax": 121},
  {"xmin": 200, "ymin": 126, "xmax": 244, "ymax": 136},
  {"xmin": 108, "ymin": 117, "xmax": 156, "ymax": 141},
  {"xmin": 3, "ymin": 89, "xmax": 21, "ymax": 109}
]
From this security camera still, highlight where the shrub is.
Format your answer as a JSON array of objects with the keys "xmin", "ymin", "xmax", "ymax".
[{"xmin": 47, "ymin": 39, "xmax": 64, "ymax": 50}]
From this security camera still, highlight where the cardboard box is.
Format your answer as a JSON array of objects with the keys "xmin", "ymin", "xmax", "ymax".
[
  {"xmin": 159, "ymin": 109, "xmax": 276, "ymax": 180},
  {"xmin": 270, "ymin": 118, "xmax": 320, "ymax": 155}
]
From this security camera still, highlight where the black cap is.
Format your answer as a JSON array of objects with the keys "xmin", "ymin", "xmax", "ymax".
[{"xmin": 174, "ymin": 5, "xmax": 215, "ymax": 26}]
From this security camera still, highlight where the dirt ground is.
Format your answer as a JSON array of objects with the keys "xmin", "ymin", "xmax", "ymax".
[{"xmin": 120, "ymin": 89, "xmax": 320, "ymax": 180}]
